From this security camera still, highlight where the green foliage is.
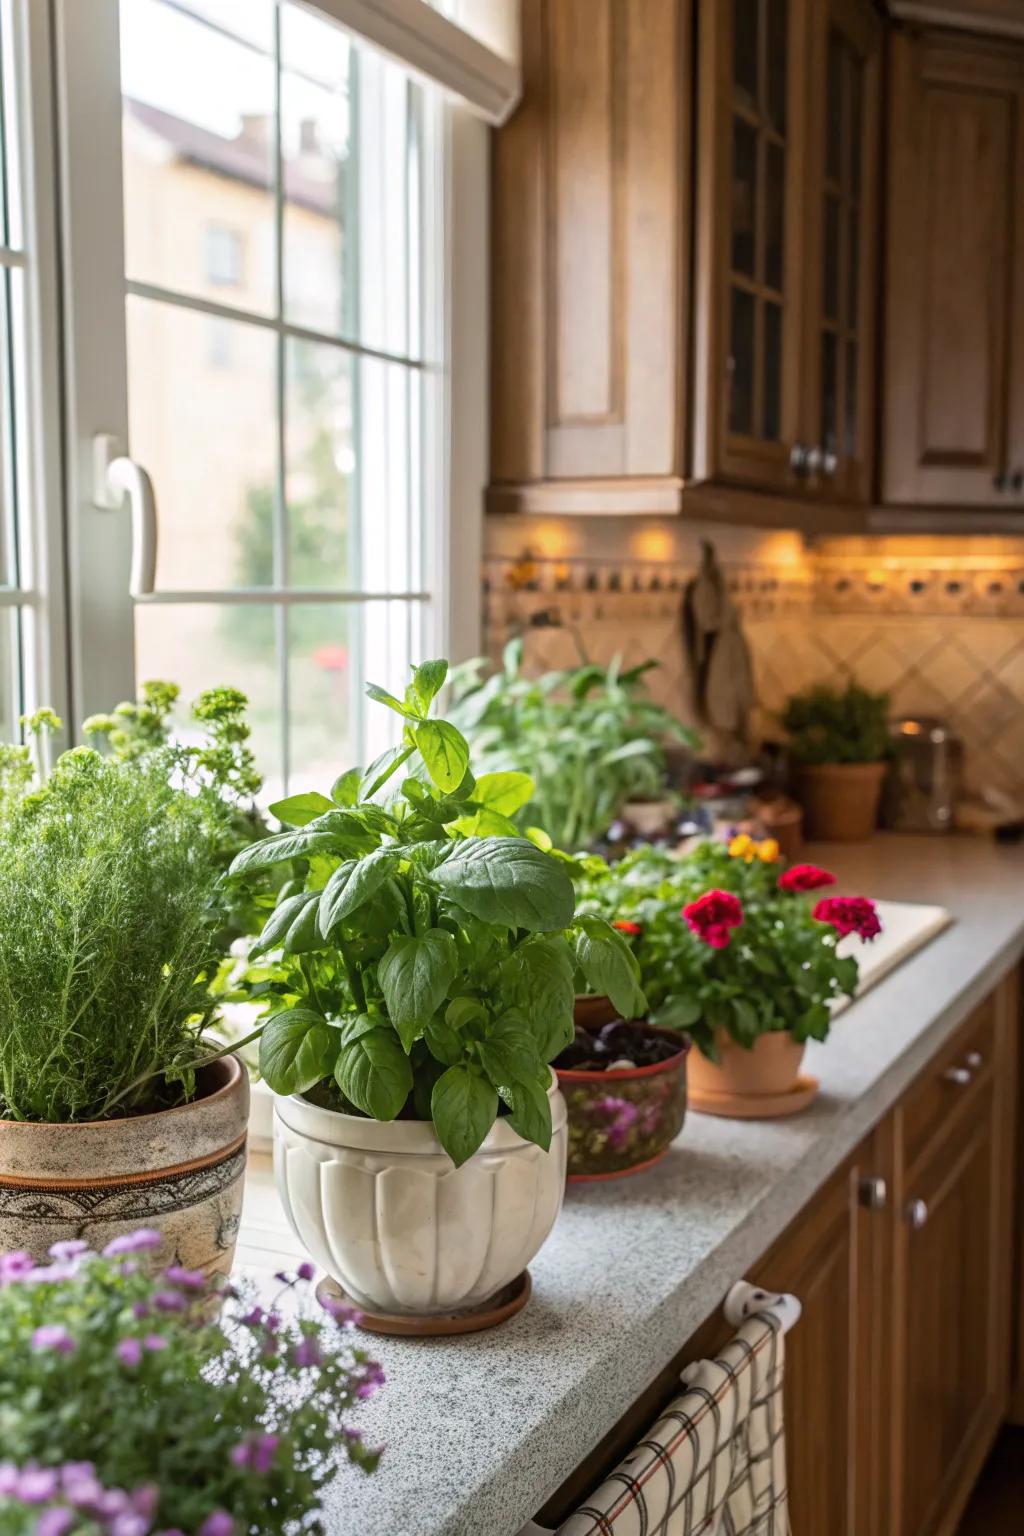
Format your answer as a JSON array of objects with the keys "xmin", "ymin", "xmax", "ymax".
[
  {"xmin": 781, "ymin": 681, "xmax": 892, "ymax": 765},
  {"xmin": 0, "ymin": 1240, "xmax": 380, "ymax": 1534},
  {"xmin": 0, "ymin": 748, "xmax": 225, "ymax": 1122},
  {"xmin": 231, "ymin": 660, "xmax": 646, "ymax": 1166},
  {"xmin": 575, "ymin": 841, "xmax": 860, "ymax": 1060},
  {"xmin": 448, "ymin": 641, "xmax": 698, "ymax": 851}
]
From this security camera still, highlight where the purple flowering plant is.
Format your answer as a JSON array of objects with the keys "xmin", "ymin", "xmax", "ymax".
[{"xmin": 0, "ymin": 1231, "xmax": 382, "ymax": 1536}]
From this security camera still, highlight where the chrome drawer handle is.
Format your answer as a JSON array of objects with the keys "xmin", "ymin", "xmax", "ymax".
[
  {"xmin": 943, "ymin": 1066, "xmax": 971, "ymax": 1086},
  {"xmin": 859, "ymin": 1176, "xmax": 888, "ymax": 1211},
  {"xmin": 906, "ymin": 1198, "xmax": 929, "ymax": 1230},
  {"xmin": 964, "ymin": 1050, "xmax": 983, "ymax": 1071}
]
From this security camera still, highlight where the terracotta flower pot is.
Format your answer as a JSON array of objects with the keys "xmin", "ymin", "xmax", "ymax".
[
  {"xmin": 794, "ymin": 761, "xmax": 887, "ymax": 841},
  {"xmin": 557, "ymin": 1026, "xmax": 690, "ymax": 1181},
  {"xmin": 688, "ymin": 1031, "xmax": 805, "ymax": 1099},
  {"xmin": 273, "ymin": 1077, "xmax": 567, "ymax": 1316},
  {"xmin": 573, "ymin": 994, "xmax": 620, "ymax": 1030},
  {"xmin": 0, "ymin": 1056, "xmax": 249, "ymax": 1274}
]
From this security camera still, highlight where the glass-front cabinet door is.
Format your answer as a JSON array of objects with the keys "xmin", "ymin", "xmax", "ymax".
[
  {"xmin": 694, "ymin": 0, "xmax": 807, "ymax": 490},
  {"xmin": 801, "ymin": 0, "xmax": 881, "ymax": 503}
]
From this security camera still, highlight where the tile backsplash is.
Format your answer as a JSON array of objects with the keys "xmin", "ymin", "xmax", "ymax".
[{"xmin": 482, "ymin": 519, "xmax": 1024, "ymax": 801}]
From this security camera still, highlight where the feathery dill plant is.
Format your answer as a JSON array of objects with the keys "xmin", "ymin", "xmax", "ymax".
[{"xmin": 0, "ymin": 729, "xmax": 225, "ymax": 1124}]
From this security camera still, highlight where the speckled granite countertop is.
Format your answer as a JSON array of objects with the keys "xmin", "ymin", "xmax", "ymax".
[{"xmin": 237, "ymin": 835, "xmax": 1024, "ymax": 1536}]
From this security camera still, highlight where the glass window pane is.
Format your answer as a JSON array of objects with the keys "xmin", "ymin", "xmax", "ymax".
[
  {"xmin": 134, "ymin": 601, "xmax": 284, "ymax": 796},
  {"xmin": 0, "ymin": 268, "xmax": 18, "ymax": 587},
  {"xmin": 826, "ymin": 31, "xmax": 842, "ymax": 184},
  {"xmin": 731, "ymin": 117, "xmax": 758, "ymax": 278},
  {"xmin": 287, "ymin": 603, "xmax": 355, "ymax": 793},
  {"xmin": 126, "ymin": 296, "xmax": 278, "ymax": 591},
  {"xmin": 0, "ymin": 606, "xmax": 20, "ymax": 739},
  {"xmin": 121, "ymin": 0, "xmax": 276, "ymax": 316},
  {"xmin": 281, "ymin": 23, "xmax": 352, "ymax": 336},
  {"xmin": 847, "ymin": 207, "xmax": 859, "ymax": 330},
  {"xmin": 168, "ymin": 1, "xmax": 274, "ymax": 51},
  {"xmin": 0, "ymin": 0, "xmax": 24, "ymax": 251},
  {"xmin": 821, "ymin": 330, "xmax": 838, "ymax": 453},
  {"xmin": 763, "ymin": 300, "xmax": 781, "ymax": 441},
  {"xmin": 848, "ymin": 54, "xmax": 863, "ymax": 198},
  {"xmin": 765, "ymin": 140, "xmax": 785, "ymax": 293},
  {"xmin": 823, "ymin": 195, "xmax": 840, "ymax": 323},
  {"xmin": 728, "ymin": 286, "xmax": 755, "ymax": 436},
  {"xmin": 286, "ymin": 339, "xmax": 354, "ymax": 591},
  {"xmin": 765, "ymin": 0, "xmax": 787, "ymax": 133},
  {"xmin": 733, "ymin": 0, "xmax": 759, "ymax": 106},
  {"xmin": 844, "ymin": 341, "xmax": 858, "ymax": 459}
]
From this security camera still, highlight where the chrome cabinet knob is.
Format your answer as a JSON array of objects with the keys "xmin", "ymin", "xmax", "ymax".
[
  {"xmin": 805, "ymin": 445, "xmax": 824, "ymax": 475},
  {"xmin": 905, "ymin": 1198, "xmax": 929, "ymax": 1229},
  {"xmin": 822, "ymin": 449, "xmax": 838, "ymax": 477},
  {"xmin": 789, "ymin": 442, "xmax": 809, "ymax": 475},
  {"xmin": 964, "ymin": 1050, "xmax": 983, "ymax": 1071},
  {"xmin": 859, "ymin": 1176, "xmax": 888, "ymax": 1211},
  {"xmin": 1012, "ymin": 470, "xmax": 1024, "ymax": 493},
  {"xmin": 943, "ymin": 1065, "xmax": 971, "ymax": 1086},
  {"xmin": 994, "ymin": 471, "xmax": 1012, "ymax": 492}
]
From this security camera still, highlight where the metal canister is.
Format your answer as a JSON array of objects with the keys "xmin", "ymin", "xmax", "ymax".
[{"xmin": 882, "ymin": 717, "xmax": 961, "ymax": 833}]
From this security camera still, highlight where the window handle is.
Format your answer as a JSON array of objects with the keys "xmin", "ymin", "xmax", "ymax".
[{"xmin": 92, "ymin": 433, "xmax": 157, "ymax": 598}]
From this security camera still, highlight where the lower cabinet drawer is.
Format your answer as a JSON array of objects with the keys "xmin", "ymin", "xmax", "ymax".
[{"xmin": 900, "ymin": 995, "xmax": 995, "ymax": 1175}]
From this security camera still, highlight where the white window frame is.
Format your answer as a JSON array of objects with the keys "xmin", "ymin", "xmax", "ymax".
[{"xmin": 44, "ymin": 0, "xmax": 501, "ymax": 777}]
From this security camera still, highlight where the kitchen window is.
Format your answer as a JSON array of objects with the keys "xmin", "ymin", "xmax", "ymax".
[{"xmin": 3, "ymin": 0, "xmax": 515, "ymax": 797}]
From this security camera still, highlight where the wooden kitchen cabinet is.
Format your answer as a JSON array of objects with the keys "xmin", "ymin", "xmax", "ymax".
[
  {"xmin": 883, "ymin": 30, "xmax": 1024, "ymax": 507},
  {"xmin": 891, "ymin": 980, "xmax": 1018, "ymax": 1536}
]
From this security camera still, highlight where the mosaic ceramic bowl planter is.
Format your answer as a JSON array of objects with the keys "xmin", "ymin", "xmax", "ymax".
[
  {"xmin": 273, "ymin": 1076, "xmax": 567, "ymax": 1317},
  {"xmin": 557, "ymin": 1026, "xmax": 690, "ymax": 1181},
  {"xmin": 0, "ymin": 1056, "xmax": 249, "ymax": 1274}
]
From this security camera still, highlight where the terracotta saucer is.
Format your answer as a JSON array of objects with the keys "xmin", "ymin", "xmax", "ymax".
[
  {"xmin": 688, "ymin": 1074, "xmax": 819, "ymax": 1120},
  {"xmin": 315, "ymin": 1270, "xmax": 532, "ymax": 1337}
]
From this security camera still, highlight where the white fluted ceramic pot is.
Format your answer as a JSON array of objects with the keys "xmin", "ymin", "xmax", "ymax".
[{"xmin": 273, "ymin": 1080, "xmax": 567, "ymax": 1315}]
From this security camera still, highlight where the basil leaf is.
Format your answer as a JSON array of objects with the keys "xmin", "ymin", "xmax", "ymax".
[
  {"xmin": 365, "ymin": 682, "xmax": 417, "ymax": 720},
  {"xmin": 472, "ymin": 771, "xmax": 534, "ymax": 817},
  {"xmin": 500, "ymin": 1072, "xmax": 553, "ymax": 1152},
  {"xmin": 359, "ymin": 743, "xmax": 414, "ymax": 800},
  {"xmin": 478, "ymin": 1015, "xmax": 541, "ymax": 1090},
  {"xmin": 415, "ymin": 719, "xmax": 470, "ymax": 794},
  {"xmin": 228, "ymin": 818, "xmax": 363, "ymax": 878},
  {"xmin": 334, "ymin": 1029, "xmax": 413, "ymax": 1121},
  {"xmin": 574, "ymin": 917, "xmax": 647, "ymax": 1019},
  {"xmin": 329, "ymin": 1012, "xmax": 380, "ymax": 1047},
  {"xmin": 499, "ymin": 937, "xmax": 575, "ymax": 1060},
  {"xmin": 409, "ymin": 659, "xmax": 448, "ymax": 713},
  {"xmin": 377, "ymin": 929, "xmax": 459, "ymax": 1053},
  {"xmin": 330, "ymin": 768, "xmax": 362, "ymax": 807},
  {"xmin": 268, "ymin": 792, "xmax": 336, "ymax": 827},
  {"xmin": 431, "ymin": 1065, "xmax": 498, "ymax": 1167},
  {"xmin": 423, "ymin": 1013, "xmax": 464, "ymax": 1066},
  {"xmin": 431, "ymin": 837, "xmax": 575, "ymax": 932},
  {"xmin": 259, "ymin": 1009, "xmax": 336, "ymax": 1096},
  {"xmin": 250, "ymin": 890, "xmax": 322, "ymax": 959},
  {"xmin": 319, "ymin": 847, "xmax": 400, "ymax": 936},
  {"xmin": 653, "ymin": 994, "xmax": 702, "ymax": 1030}
]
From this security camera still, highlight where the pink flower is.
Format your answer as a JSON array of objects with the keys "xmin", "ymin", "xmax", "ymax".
[
  {"xmin": 297, "ymin": 1261, "xmax": 315, "ymax": 1282},
  {"xmin": 683, "ymin": 889, "xmax": 744, "ymax": 949},
  {"xmin": 163, "ymin": 1265, "xmax": 206, "ymax": 1290},
  {"xmin": 0, "ymin": 1250, "xmax": 34, "ymax": 1284},
  {"xmin": 778, "ymin": 864, "xmax": 836, "ymax": 893},
  {"xmin": 198, "ymin": 1513, "xmax": 234, "ymax": 1536},
  {"xmin": 153, "ymin": 1290, "xmax": 186, "ymax": 1313},
  {"xmin": 48, "ymin": 1239, "xmax": 90, "ymax": 1261},
  {"xmin": 31, "ymin": 1324, "xmax": 75, "ymax": 1355},
  {"xmin": 813, "ymin": 895, "xmax": 881, "ymax": 941},
  {"xmin": 143, "ymin": 1334, "xmax": 167, "ymax": 1353},
  {"xmin": 103, "ymin": 1229, "xmax": 162, "ymax": 1258},
  {"xmin": 115, "ymin": 1337, "xmax": 143, "ymax": 1368},
  {"xmin": 37, "ymin": 1511, "xmax": 74, "ymax": 1536}
]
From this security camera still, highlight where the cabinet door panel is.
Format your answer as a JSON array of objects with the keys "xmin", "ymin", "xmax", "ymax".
[
  {"xmin": 883, "ymin": 35, "xmax": 1023, "ymax": 505},
  {"xmin": 694, "ymin": 0, "xmax": 809, "ymax": 491},
  {"xmin": 802, "ymin": 0, "xmax": 881, "ymax": 504}
]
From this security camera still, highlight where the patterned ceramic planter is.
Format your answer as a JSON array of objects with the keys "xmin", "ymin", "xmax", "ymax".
[
  {"xmin": 273, "ymin": 1078, "xmax": 567, "ymax": 1316},
  {"xmin": 557, "ymin": 1028, "xmax": 690, "ymax": 1181},
  {"xmin": 0, "ymin": 1057, "xmax": 249, "ymax": 1274}
]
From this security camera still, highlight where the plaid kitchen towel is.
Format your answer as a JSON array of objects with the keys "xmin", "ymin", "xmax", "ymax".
[{"xmin": 553, "ymin": 1310, "xmax": 790, "ymax": 1536}]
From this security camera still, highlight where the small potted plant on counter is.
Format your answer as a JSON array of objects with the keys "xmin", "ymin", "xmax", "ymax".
[
  {"xmin": 0, "ymin": 712, "xmax": 250, "ymax": 1272},
  {"xmin": 0, "ymin": 1231, "xmax": 381, "ymax": 1533},
  {"xmin": 576, "ymin": 838, "xmax": 880, "ymax": 1117},
  {"xmin": 449, "ymin": 641, "xmax": 697, "ymax": 851},
  {"xmin": 782, "ymin": 681, "xmax": 891, "ymax": 842},
  {"xmin": 228, "ymin": 661, "xmax": 644, "ymax": 1328}
]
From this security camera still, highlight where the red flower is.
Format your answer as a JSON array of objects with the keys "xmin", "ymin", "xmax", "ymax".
[
  {"xmin": 813, "ymin": 895, "xmax": 881, "ymax": 941},
  {"xmin": 683, "ymin": 889, "xmax": 744, "ymax": 949},
  {"xmin": 612, "ymin": 919, "xmax": 642, "ymax": 937},
  {"xmin": 778, "ymin": 864, "xmax": 837, "ymax": 894}
]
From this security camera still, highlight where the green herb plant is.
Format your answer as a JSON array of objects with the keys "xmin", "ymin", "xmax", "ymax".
[
  {"xmin": 781, "ymin": 681, "xmax": 891, "ymax": 765},
  {"xmin": 575, "ymin": 841, "xmax": 860, "ymax": 1060},
  {"xmin": 229, "ymin": 660, "xmax": 646, "ymax": 1167},
  {"xmin": 448, "ymin": 640, "xmax": 698, "ymax": 852},
  {"xmin": 0, "ymin": 737, "xmax": 225, "ymax": 1123}
]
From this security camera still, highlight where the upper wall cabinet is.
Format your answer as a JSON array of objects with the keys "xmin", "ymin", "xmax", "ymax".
[
  {"xmin": 693, "ymin": 0, "xmax": 881, "ymax": 501},
  {"xmin": 489, "ymin": 0, "xmax": 691, "ymax": 514},
  {"xmin": 882, "ymin": 31, "xmax": 1024, "ymax": 506}
]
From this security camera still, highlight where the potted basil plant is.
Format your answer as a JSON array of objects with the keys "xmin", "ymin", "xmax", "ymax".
[{"xmin": 229, "ymin": 661, "xmax": 644, "ymax": 1321}]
